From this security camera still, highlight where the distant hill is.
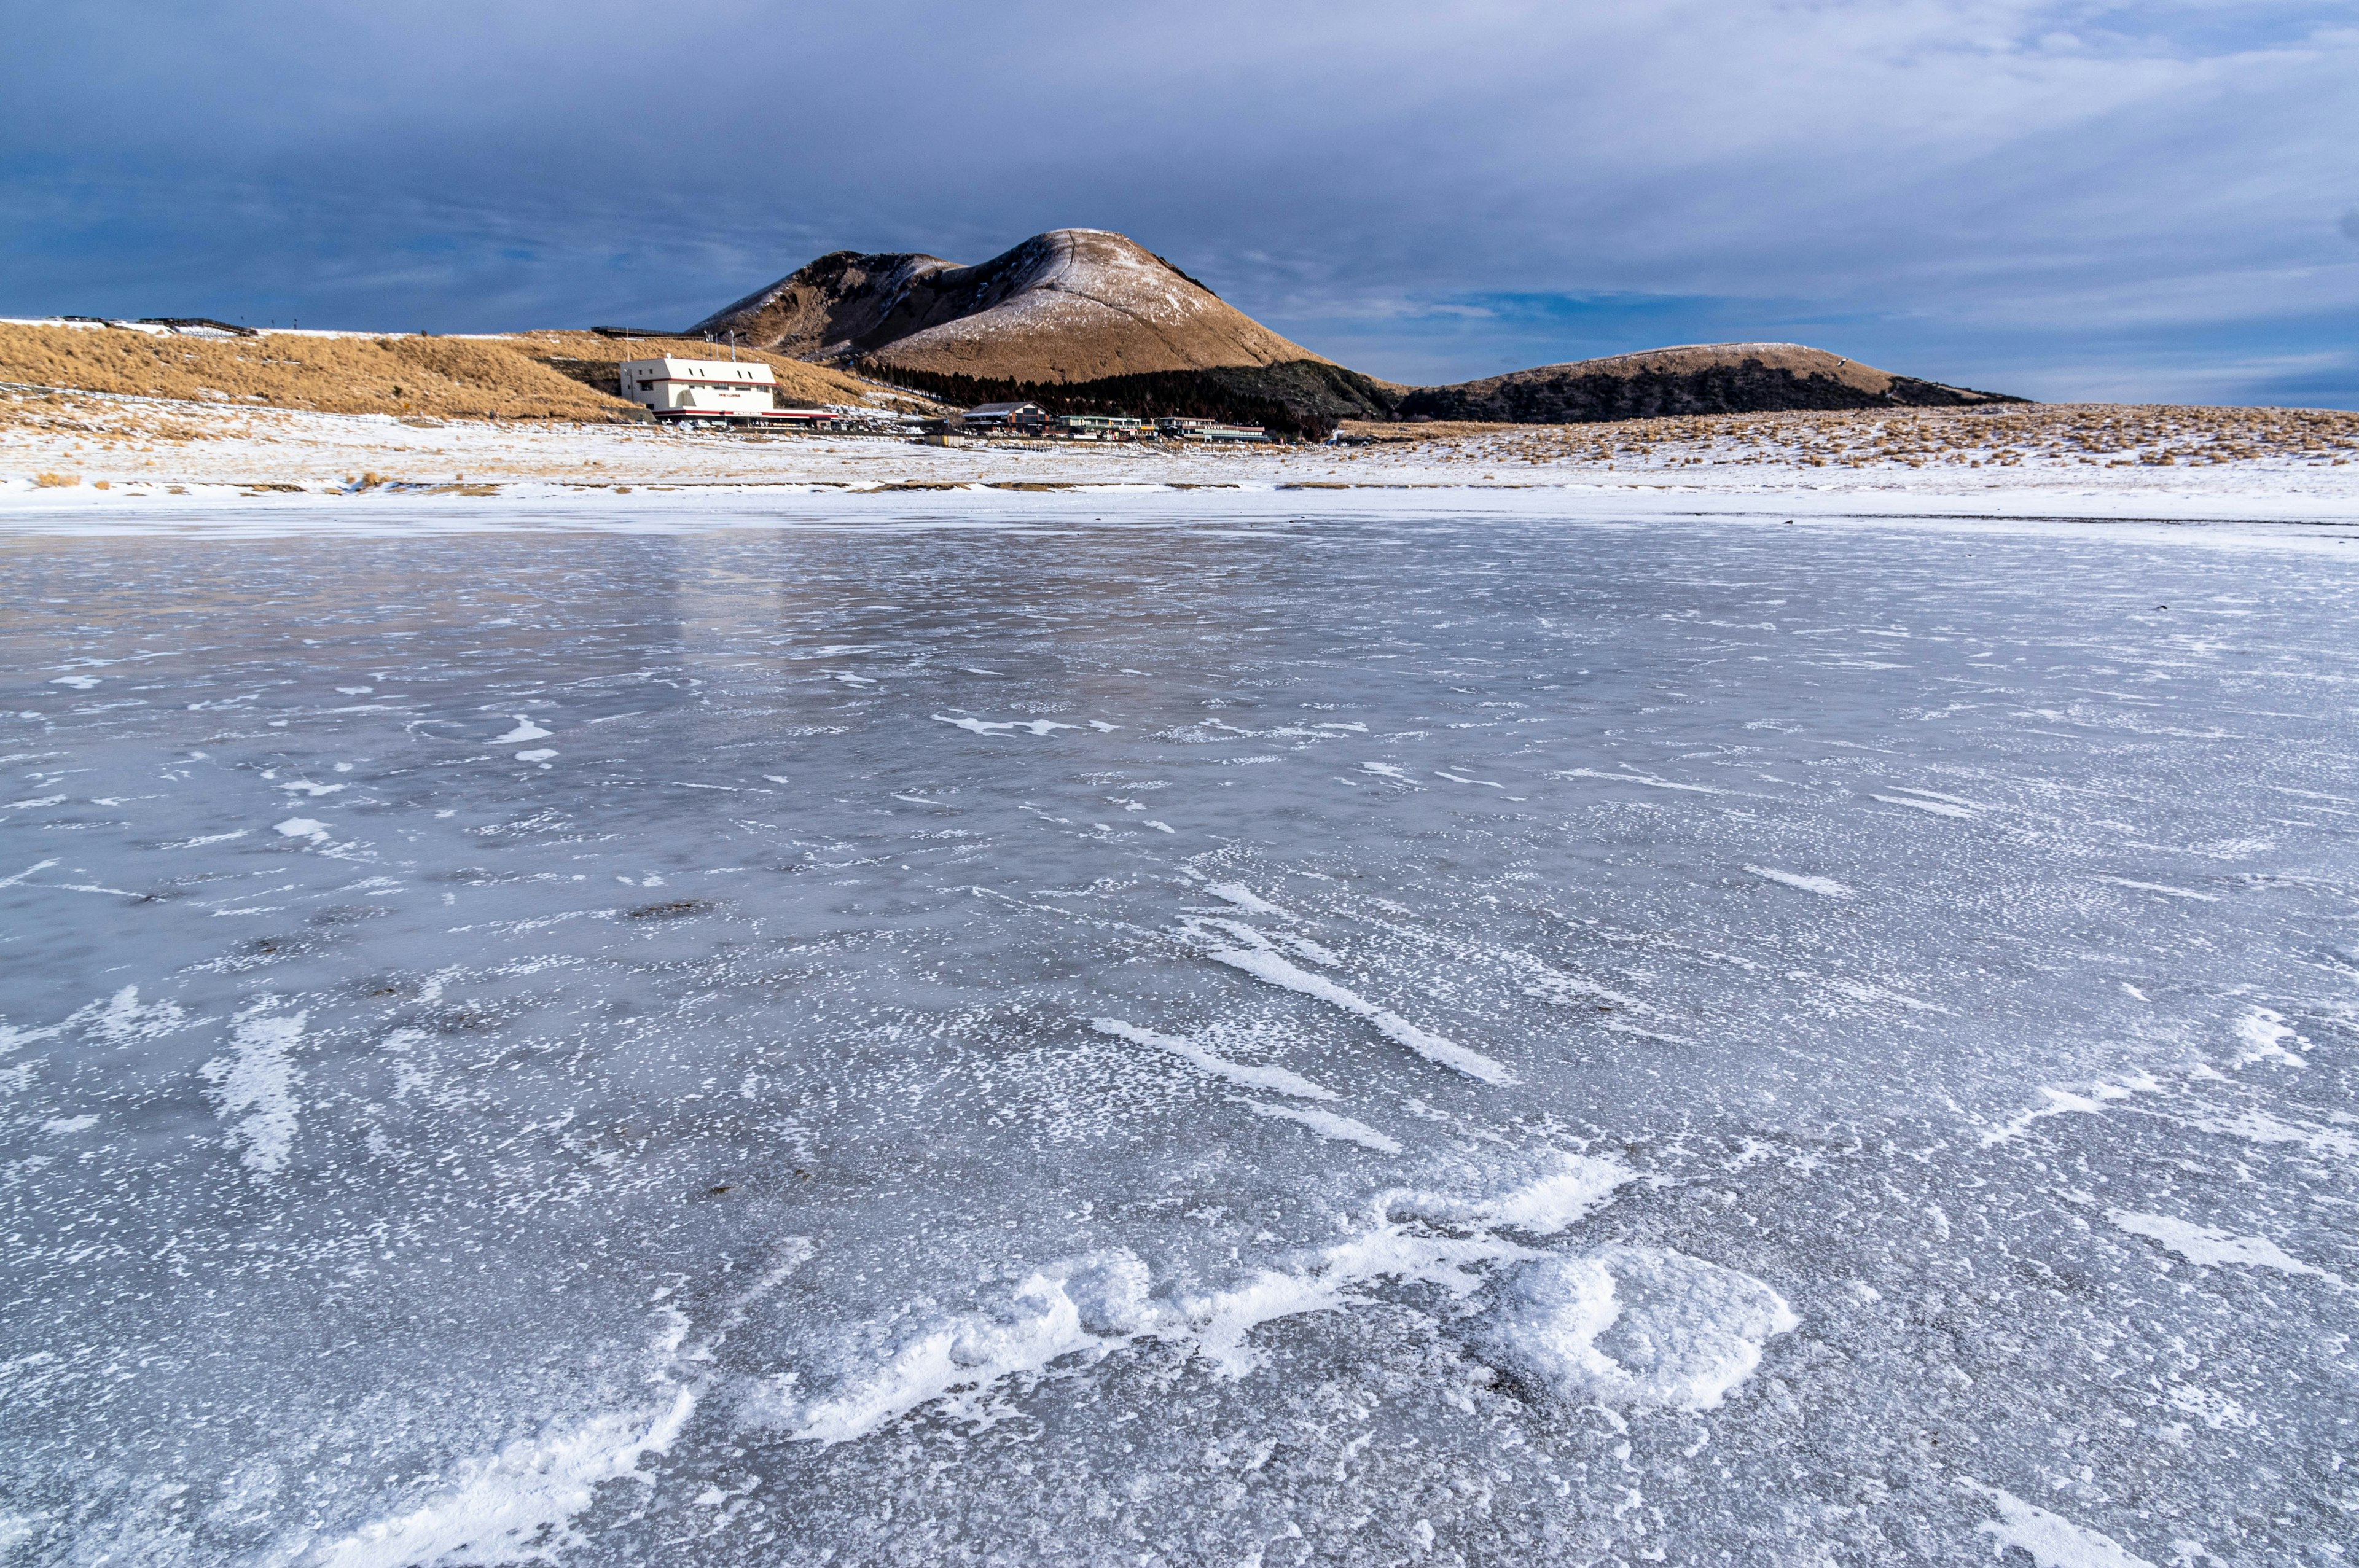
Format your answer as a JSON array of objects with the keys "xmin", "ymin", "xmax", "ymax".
[
  {"xmin": 1395, "ymin": 343, "xmax": 2024, "ymax": 423},
  {"xmin": 690, "ymin": 235, "xmax": 2021, "ymax": 435}
]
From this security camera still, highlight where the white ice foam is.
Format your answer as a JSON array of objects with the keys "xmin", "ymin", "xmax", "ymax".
[
  {"xmin": 1238, "ymin": 1097, "xmax": 1402, "ymax": 1154},
  {"xmin": 275, "ymin": 817, "xmax": 331, "ymax": 843},
  {"xmin": 778, "ymin": 1252, "xmax": 1151, "ymax": 1445},
  {"xmin": 514, "ymin": 749, "xmax": 557, "ymax": 763},
  {"xmin": 2109, "ymin": 1211, "xmax": 2328, "ymax": 1277},
  {"xmin": 317, "ymin": 1390, "xmax": 696, "ymax": 1568},
  {"xmin": 769, "ymin": 1153, "xmax": 1630, "ymax": 1442},
  {"xmin": 201, "ymin": 1008, "xmax": 305, "ymax": 1178},
  {"xmin": 278, "ymin": 780, "xmax": 346, "ymax": 797},
  {"xmin": 1091, "ymin": 1017, "xmax": 1339, "ymax": 1101},
  {"xmin": 1485, "ymin": 1246, "xmax": 1798, "ymax": 1412},
  {"xmin": 1963, "ymin": 1482, "xmax": 2154, "ymax": 1568},
  {"xmin": 1188, "ymin": 921, "xmax": 1515, "ymax": 1085},
  {"xmin": 1744, "ymin": 865, "xmax": 1852, "ymax": 897},
  {"xmin": 494, "ymin": 717, "xmax": 552, "ymax": 743}
]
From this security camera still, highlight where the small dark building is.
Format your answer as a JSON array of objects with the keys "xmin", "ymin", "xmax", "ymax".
[{"xmin": 958, "ymin": 401, "xmax": 1048, "ymax": 435}]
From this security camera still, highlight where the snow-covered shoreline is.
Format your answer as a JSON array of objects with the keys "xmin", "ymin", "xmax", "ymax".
[{"xmin": 7, "ymin": 384, "xmax": 2358, "ymax": 531}]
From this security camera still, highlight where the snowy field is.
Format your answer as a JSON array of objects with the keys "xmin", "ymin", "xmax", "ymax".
[
  {"xmin": 6, "ymin": 386, "xmax": 2359, "ymax": 528},
  {"xmin": 4, "ymin": 495, "xmax": 2356, "ymax": 1566}
]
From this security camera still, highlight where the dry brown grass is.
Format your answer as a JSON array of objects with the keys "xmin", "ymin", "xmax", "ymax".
[
  {"xmin": 0, "ymin": 323, "xmax": 944, "ymax": 426},
  {"xmin": 1339, "ymin": 404, "xmax": 2359, "ymax": 469},
  {"xmin": 33, "ymin": 470, "xmax": 78, "ymax": 486},
  {"xmin": 0, "ymin": 324, "xmax": 626, "ymax": 421}
]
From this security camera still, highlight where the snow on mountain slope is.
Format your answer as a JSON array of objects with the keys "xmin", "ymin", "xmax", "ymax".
[{"xmin": 692, "ymin": 229, "xmax": 1337, "ymax": 383}]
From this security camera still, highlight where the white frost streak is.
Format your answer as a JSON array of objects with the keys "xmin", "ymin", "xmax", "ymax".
[
  {"xmin": 931, "ymin": 713, "xmax": 1079, "ymax": 738},
  {"xmin": 1743, "ymin": 865, "xmax": 1853, "ymax": 897},
  {"xmin": 1091, "ymin": 1018, "xmax": 1338, "ymax": 1101},
  {"xmin": 2092, "ymin": 875, "xmax": 2218, "ymax": 902},
  {"xmin": 1205, "ymin": 882, "xmax": 1288, "ymax": 918},
  {"xmin": 1196, "ymin": 928, "xmax": 1516, "ymax": 1085},
  {"xmin": 1963, "ymin": 1482, "xmax": 2155, "ymax": 1568},
  {"xmin": 1237, "ymin": 1098, "xmax": 1402, "ymax": 1154},
  {"xmin": 201, "ymin": 1010, "xmax": 306, "ymax": 1177},
  {"xmin": 2109, "ymin": 1211, "xmax": 2326, "ymax": 1277},
  {"xmin": 317, "ymin": 1391, "xmax": 697, "ymax": 1568},
  {"xmin": 1872, "ymin": 792, "xmax": 1974, "ymax": 818}
]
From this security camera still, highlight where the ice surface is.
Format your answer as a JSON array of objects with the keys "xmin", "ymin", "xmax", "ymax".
[{"xmin": 4, "ymin": 499, "xmax": 2355, "ymax": 1565}]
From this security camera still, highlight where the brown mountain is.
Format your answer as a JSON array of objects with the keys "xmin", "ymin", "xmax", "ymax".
[
  {"xmin": 689, "ymin": 230, "xmax": 1394, "ymax": 435},
  {"xmin": 1395, "ymin": 343, "xmax": 2023, "ymax": 423},
  {"xmin": 689, "ymin": 235, "xmax": 2021, "ymax": 435}
]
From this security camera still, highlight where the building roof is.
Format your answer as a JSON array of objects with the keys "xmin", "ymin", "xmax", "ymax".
[{"xmin": 963, "ymin": 401, "xmax": 1044, "ymax": 416}]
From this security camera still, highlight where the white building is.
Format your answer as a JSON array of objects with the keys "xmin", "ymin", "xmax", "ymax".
[{"xmin": 616, "ymin": 356, "xmax": 784, "ymax": 424}]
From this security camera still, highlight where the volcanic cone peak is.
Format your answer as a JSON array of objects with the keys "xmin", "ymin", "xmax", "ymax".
[{"xmin": 692, "ymin": 228, "xmax": 1336, "ymax": 383}]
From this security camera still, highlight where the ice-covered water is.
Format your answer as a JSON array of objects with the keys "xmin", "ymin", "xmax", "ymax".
[{"xmin": 4, "ymin": 504, "xmax": 2354, "ymax": 1566}]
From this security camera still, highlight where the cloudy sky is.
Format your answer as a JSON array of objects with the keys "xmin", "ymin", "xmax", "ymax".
[{"xmin": 6, "ymin": 1, "xmax": 2353, "ymax": 404}]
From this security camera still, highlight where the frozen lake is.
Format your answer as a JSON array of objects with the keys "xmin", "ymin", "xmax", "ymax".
[{"xmin": 4, "ymin": 502, "xmax": 2354, "ymax": 1566}]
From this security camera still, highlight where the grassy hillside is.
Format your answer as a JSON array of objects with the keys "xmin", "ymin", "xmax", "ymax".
[{"xmin": 0, "ymin": 324, "xmax": 933, "ymax": 422}]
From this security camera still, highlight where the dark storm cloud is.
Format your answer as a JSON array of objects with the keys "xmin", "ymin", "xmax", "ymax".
[{"xmin": 4, "ymin": 0, "xmax": 2355, "ymax": 404}]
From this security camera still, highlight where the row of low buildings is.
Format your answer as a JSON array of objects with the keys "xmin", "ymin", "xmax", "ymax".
[
  {"xmin": 955, "ymin": 403, "xmax": 1270, "ymax": 443},
  {"xmin": 612, "ymin": 357, "xmax": 1270, "ymax": 442}
]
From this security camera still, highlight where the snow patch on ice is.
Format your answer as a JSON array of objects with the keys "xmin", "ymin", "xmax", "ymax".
[
  {"xmin": 1981, "ymin": 1073, "xmax": 2162, "ymax": 1146},
  {"xmin": 201, "ymin": 1007, "xmax": 305, "ymax": 1178},
  {"xmin": 1485, "ymin": 1246, "xmax": 1798, "ymax": 1411},
  {"xmin": 1963, "ymin": 1481, "xmax": 2154, "ymax": 1568},
  {"xmin": 2225, "ymin": 1006, "xmax": 2306, "ymax": 1069},
  {"xmin": 2173, "ymin": 1104, "xmax": 2359, "ymax": 1160},
  {"xmin": 2109, "ymin": 1211, "xmax": 2328, "ymax": 1277}
]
